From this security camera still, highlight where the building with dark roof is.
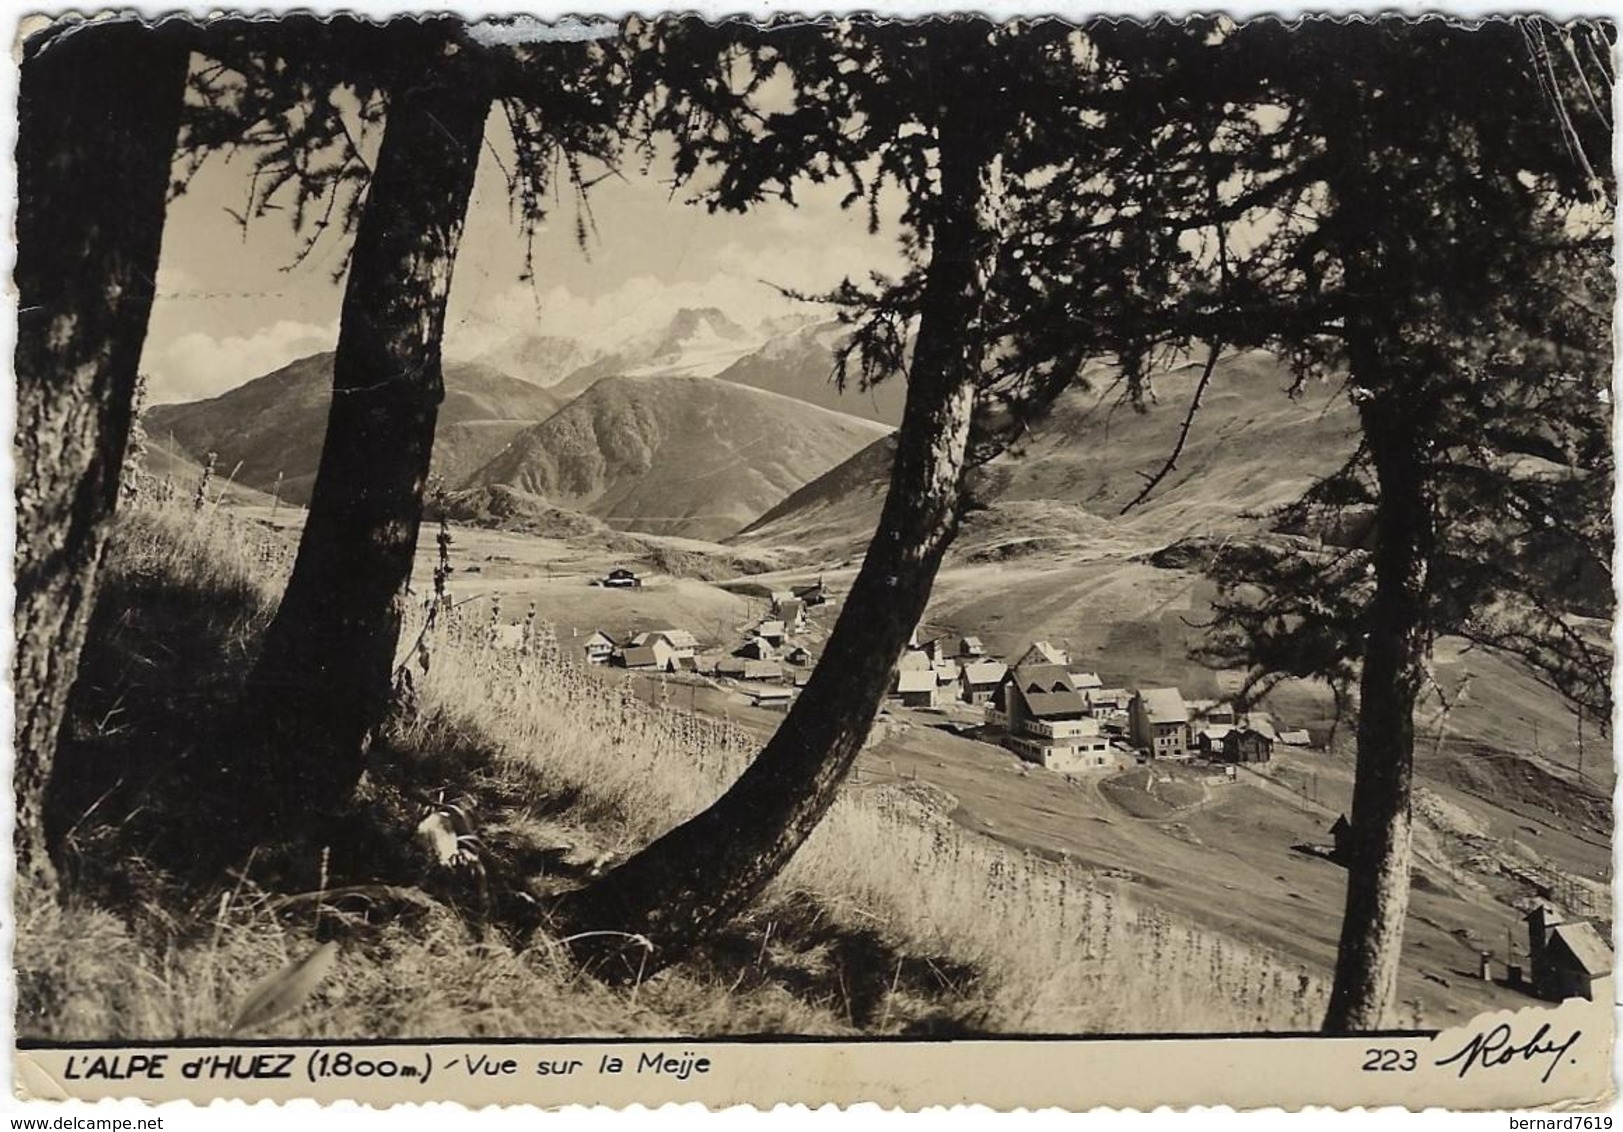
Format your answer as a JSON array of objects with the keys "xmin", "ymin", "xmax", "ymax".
[
  {"xmin": 1197, "ymin": 724, "xmax": 1274, "ymax": 764},
  {"xmin": 735, "ymin": 637, "xmax": 775, "ymax": 661},
  {"xmin": 990, "ymin": 664, "xmax": 1121, "ymax": 773},
  {"xmin": 1329, "ymin": 814, "xmax": 1353, "ymax": 864},
  {"xmin": 893, "ymin": 667, "xmax": 940, "ymax": 708},
  {"xmin": 1015, "ymin": 641, "xmax": 1069, "ymax": 669},
  {"xmin": 1130, "ymin": 687, "xmax": 1190, "ymax": 759},
  {"xmin": 581, "ymin": 629, "xmax": 617, "ymax": 665},
  {"xmin": 792, "ymin": 580, "xmax": 830, "ymax": 606},
  {"xmin": 617, "ymin": 642, "xmax": 668, "ymax": 670},
  {"xmin": 773, "ymin": 597, "xmax": 807, "ymax": 628},
  {"xmin": 955, "ymin": 634, "xmax": 987, "ymax": 659},
  {"xmin": 1527, "ymin": 905, "xmax": 1614, "ymax": 1002},
  {"xmin": 959, "ymin": 659, "xmax": 1008, "ymax": 705}
]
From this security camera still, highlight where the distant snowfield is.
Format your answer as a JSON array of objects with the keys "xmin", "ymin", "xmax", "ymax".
[{"xmin": 621, "ymin": 324, "xmax": 761, "ymax": 379}]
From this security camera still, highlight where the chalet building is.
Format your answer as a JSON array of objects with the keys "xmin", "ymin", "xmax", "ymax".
[
  {"xmin": 1187, "ymin": 699, "xmax": 1237, "ymax": 727},
  {"xmin": 753, "ymin": 619, "xmax": 788, "ymax": 646},
  {"xmin": 721, "ymin": 658, "xmax": 782, "ymax": 681},
  {"xmin": 1228, "ymin": 727, "xmax": 1275, "ymax": 763},
  {"xmin": 752, "ymin": 686, "xmax": 794, "ymax": 710},
  {"xmin": 1279, "ymin": 729, "xmax": 1313, "ymax": 747},
  {"xmin": 581, "ymin": 630, "xmax": 617, "ymax": 665},
  {"xmin": 773, "ymin": 597, "xmax": 807, "ymax": 630},
  {"xmin": 894, "ymin": 668, "xmax": 941, "ymax": 708},
  {"xmin": 1069, "ymin": 670, "xmax": 1104, "ymax": 691},
  {"xmin": 617, "ymin": 639, "xmax": 672, "ymax": 670},
  {"xmin": 993, "ymin": 664, "xmax": 1120, "ymax": 773},
  {"xmin": 792, "ymin": 580, "xmax": 830, "ymax": 606},
  {"xmin": 1016, "ymin": 641, "xmax": 1069, "ymax": 669},
  {"xmin": 785, "ymin": 645, "xmax": 814, "ymax": 667},
  {"xmin": 632, "ymin": 629, "xmax": 698, "ymax": 659},
  {"xmin": 897, "ymin": 648, "xmax": 934, "ymax": 673},
  {"xmin": 954, "ymin": 634, "xmax": 987, "ymax": 660},
  {"xmin": 666, "ymin": 655, "xmax": 699, "ymax": 674},
  {"xmin": 1194, "ymin": 724, "xmax": 1231, "ymax": 759},
  {"xmin": 1130, "ymin": 687, "xmax": 1191, "ymax": 759},
  {"xmin": 913, "ymin": 634, "xmax": 953, "ymax": 664},
  {"xmin": 600, "ymin": 567, "xmax": 641, "ymax": 589},
  {"xmin": 1243, "ymin": 711, "xmax": 1280, "ymax": 743},
  {"xmin": 1526, "ymin": 905, "xmax": 1614, "ymax": 1002},
  {"xmin": 735, "ymin": 637, "xmax": 775, "ymax": 661},
  {"xmin": 1196, "ymin": 724, "xmax": 1274, "ymax": 764},
  {"xmin": 1084, "ymin": 687, "xmax": 1132, "ymax": 724},
  {"xmin": 959, "ymin": 659, "xmax": 1008, "ymax": 706}
]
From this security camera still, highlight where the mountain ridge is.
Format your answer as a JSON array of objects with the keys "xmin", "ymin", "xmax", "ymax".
[
  {"xmin": 467, "ymin": 373, "xmax": 891, "ymax": 541},
  {"xmin": 144, "ymin": 351, "xmax": 562, "ymax": 505}
]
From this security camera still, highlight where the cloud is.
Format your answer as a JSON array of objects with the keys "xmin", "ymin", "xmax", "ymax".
[
  {"xmin": 447, "ymin": 272, "xmax": 797, "ymax": 360},
  {"xmin": 146, "ymin": 319, "xmax": 336, "ymax": 405},
  {"xmin": 446, "ymin": 233, "xmax": 905, "ymax": 361}
]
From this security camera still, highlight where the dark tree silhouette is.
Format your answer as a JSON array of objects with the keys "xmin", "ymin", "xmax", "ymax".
[
  {"xmin": 1247, "ymin": 21, "xmax": 1611, "ymax": 1033},
  {"xmin": 14, "ymin": 17, "xmax": 191, "ymax": 892},
  {"xmin": 954, "ymin": 16, "xmax": 1612, "ymax": 1030},
  {"xmin": 194, "ymin": 18, "xmax": 627, "ymax": 821},
  {"xmin": 552, "ymin": 17, "xmax": 1224, "ymax": 977},
  {"xmin": 231, "ymin": 21, "xmax": 495, "ymax": 819}
]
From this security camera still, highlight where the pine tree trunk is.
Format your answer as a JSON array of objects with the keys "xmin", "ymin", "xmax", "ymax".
[
  {"xmin": 554, "ymin": 90, "xmax": 1004, "ymax": 979},
  {"xmin": 13, "ymin": 21, "xmax": 188, "ymax": 894},
  {"xmin": 238, "ymin": 43, "xmax": 490, "ymax": 821},
  {"xmin": 1323, "ymin": 380, "xmax": 1435, "ymax": 1032}
]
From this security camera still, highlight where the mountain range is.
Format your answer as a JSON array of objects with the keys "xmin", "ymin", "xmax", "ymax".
[
  {"xmin": 145, "ymin": 352, "xmax": 563, "ymax": 505},
  {"xmin": 738, "ymin": 350, "xmax": 1360, "ymax": 557},
  {"xmin": 142, "ymin": 333, "xmax": 1608, "ymax": 810},
  {"xmin": 466, "ymin": 374, "xmax": 890, "ymax": 542},
  {"xmin": 471, "ymin": 308, "xmax": 904, "ymax": 426},
  {"xmin": 147, "ymin": 307, "xmax": 906, "ymax": 534}
]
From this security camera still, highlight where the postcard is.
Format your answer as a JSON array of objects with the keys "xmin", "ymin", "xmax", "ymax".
[{"xmin": 10, "ymin": 7, "xmax": 1616, "ymax": 1113}]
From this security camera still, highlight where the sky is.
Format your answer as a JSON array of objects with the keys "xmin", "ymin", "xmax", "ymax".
[{"xmin": 141, "ymin": 97, "xmax": 907, "ymax": 405}]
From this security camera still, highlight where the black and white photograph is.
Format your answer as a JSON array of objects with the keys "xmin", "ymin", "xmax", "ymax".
[{"xmin": 9, "ymin": 7, "xmax": 1617, "ymax": 1109}]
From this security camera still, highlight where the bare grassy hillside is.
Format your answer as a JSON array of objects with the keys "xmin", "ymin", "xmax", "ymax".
[
  {"xmin": 19, "ymin": 500, "xmax": 1333, "ymax": 1041},
  {"xmin": 469, "ymin": 374, "xmax": 891, "ymax": 541},
  {"xmin": 145, "ymin": 352, "xmax": 562, "ymax": 504},
  {"xmin": 728, "ymin": 346, "xmax": 1609, "ymax": 812},
  {"xmin": 738, "ymin": 350, "xmax": 1357, "ymax": 557},
  {"xmin": 716, "ymin": 319, "xmax": 908, "ymax": 426}
]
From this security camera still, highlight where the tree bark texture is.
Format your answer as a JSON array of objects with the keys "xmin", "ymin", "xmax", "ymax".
[
  {"xmin": 13, "ymin": 21, "xmax": 189, "ymax": 895},
  {"xmin": 555, "ymin": 78, "xmax": 1007, "ymax": 980},
  {"xmin": 239, "ymin": 44, "xmax": 490, "ymax": 820},
  {"xmin": 1323, "ymin": 376, "xmax": 1436, "ymax": 1033}
]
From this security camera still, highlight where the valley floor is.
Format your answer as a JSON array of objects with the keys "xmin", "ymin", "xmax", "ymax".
[
  {"xmin": 412, "ymin": 511, "xmax": 1612, "ymax": 1030},
  {"xmin": 22, "ymin": 500, "xmax": 1607, "ymax": 1043}
]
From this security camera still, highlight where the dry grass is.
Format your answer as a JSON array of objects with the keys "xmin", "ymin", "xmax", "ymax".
[
  {"xmin": 397, "ymin": 585, "xmax": 1331, "ymax": 1033},
  {"xmin": 18, "ymin": 498, "xmax": 1330, "ymax": 1042}
]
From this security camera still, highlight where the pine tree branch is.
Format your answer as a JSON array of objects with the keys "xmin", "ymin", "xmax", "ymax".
[{"xmin": 1119, "ymin": 339, "xmax": 1223, "ymax": 515}]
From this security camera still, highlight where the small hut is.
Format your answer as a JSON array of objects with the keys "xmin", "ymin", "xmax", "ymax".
[
  {"xmin": 1526, "ymin": 904, "xmax": 1614, "ymax": 1002},
  {"xmin": 1329, "ymin": 814, "xmax": 1353, "ymax": 865}
]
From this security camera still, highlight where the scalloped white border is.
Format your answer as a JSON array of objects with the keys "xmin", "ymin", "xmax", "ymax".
[{"xmin": 2, "ymin": 3, "xmax": 1618, "ymax": 1127}]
